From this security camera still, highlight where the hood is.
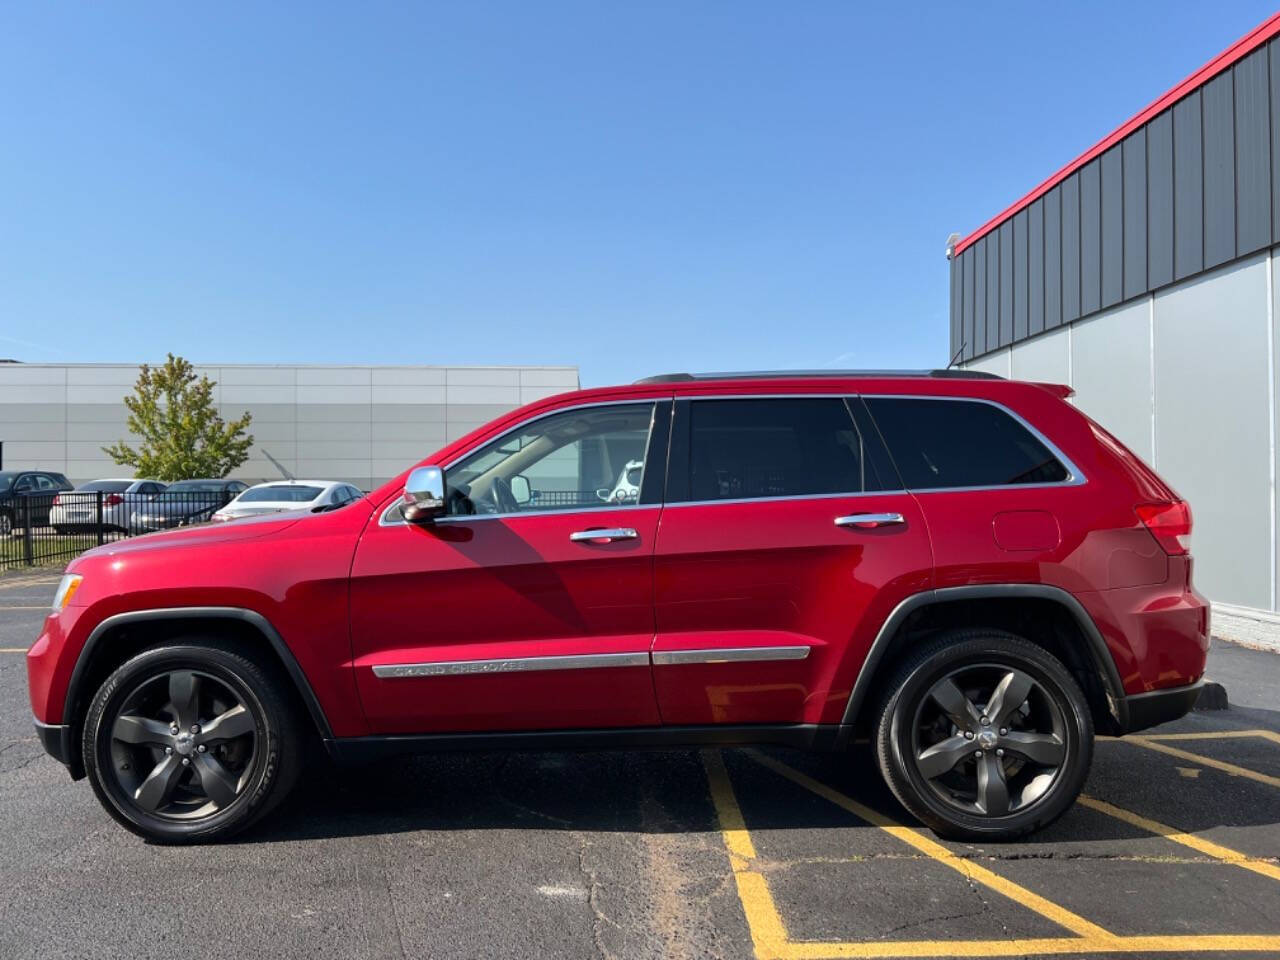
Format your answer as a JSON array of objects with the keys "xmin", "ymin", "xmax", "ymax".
[{"xmin": 74, "ymin": 510, "xmax": 306, "ymax": 562}]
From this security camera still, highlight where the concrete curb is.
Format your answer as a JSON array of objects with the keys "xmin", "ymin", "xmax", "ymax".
[{"xmin": 1193, "ymin": 680, "xmax": 1229, "ymax": 711}]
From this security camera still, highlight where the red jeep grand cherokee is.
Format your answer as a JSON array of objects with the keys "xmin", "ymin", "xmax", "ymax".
[{"xmin": 27, "ymin": 371, "xmax": 1208, "ymax": 843}]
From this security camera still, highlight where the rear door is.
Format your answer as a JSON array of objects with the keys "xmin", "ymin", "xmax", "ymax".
[{"xmin": 651, "ymin": 395, "xmax": 933, "ymax": 726}]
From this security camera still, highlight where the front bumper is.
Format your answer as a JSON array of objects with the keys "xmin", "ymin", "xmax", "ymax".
[
  {"xmin": 33, "ymin": 719, "xmax": 82, "ymax": 778},
  {"xmin": 1118, "ymin": 679, "xmax": 1204, "ymax": 735}
]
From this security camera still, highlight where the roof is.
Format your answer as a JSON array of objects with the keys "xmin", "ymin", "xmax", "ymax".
[
  {"xmin": 635, "ymin": 369, "xmax": 1002, "ymax": 384},
  {"xmin": 953, "ymin": 11, "xmax": 1280, "ymax": 256}
]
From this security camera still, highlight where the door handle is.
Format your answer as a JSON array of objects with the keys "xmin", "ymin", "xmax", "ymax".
[
  {"xmin": 834, "ymin": 512, "xmax": 905, "ymax": 529},
  {"xmin": 569, "ymin": 527, "xmax": 639, "ymax": 543}
]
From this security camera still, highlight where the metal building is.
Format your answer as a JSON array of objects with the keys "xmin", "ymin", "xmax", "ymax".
[
  {"xmin": 0, "ymin": 363, "xmax": 579, "ymax": 491},
  {"xmin": 946, "ymin": 13, "xmax": 1280, "ymax": 647}
]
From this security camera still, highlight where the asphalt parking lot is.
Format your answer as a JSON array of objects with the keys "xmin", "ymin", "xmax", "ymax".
[{"xmin": 2, "ymin": 569, "xmax": 1279, "ymax": 960}]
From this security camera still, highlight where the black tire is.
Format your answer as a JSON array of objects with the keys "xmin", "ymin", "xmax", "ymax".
[
  {"xmin": 874, "ymin": 630, "xmax": 1093, "ymax": 841},
  {"xmin": 82, "ymin": 638, "xmax": 304, "ymax": 843}
]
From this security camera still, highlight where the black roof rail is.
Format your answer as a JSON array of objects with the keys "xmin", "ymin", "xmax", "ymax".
[{"xmin": 634, "ymin": 369, "xmax": 1004, "ymax": 384}]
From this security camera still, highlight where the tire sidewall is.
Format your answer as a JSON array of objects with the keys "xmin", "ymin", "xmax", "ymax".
[
  {"xmin": 883, "ymin": 635, "xmax": 1093, "ymax": 839},
  {"xmin": 83, "ymin": 645, "xmax": 284, "ymax": 843}
]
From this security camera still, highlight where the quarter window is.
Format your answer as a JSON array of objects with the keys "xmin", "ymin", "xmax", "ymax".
[
  {"xmin": 445, "ymin": 403, "xmax": 657, "ymax": 515},
  {"xmin": 686, "ymin": 398, "xmax": 876, "ymax": 502},
  {"xmin": 864, "ymin": 397, "xmax": 1070, "ymax": 490}
]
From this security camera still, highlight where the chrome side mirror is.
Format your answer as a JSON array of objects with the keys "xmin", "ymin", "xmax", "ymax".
[{"xmin": 402, "ymin": 465, "xmax": 446, "ymax": 522}]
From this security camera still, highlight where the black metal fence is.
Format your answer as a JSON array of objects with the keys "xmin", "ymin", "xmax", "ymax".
[{"xmin": 0, "ymin": 490, "xmax": 235, "ymax": 572}]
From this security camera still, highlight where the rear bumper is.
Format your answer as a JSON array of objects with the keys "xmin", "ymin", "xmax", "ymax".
[{"xmin": 1117, "ymin": 679, "xmax": 1204, "ymax": 735}]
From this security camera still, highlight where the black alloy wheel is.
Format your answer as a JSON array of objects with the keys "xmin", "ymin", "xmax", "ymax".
[
  {"xmin": 875, "ymin": 630, "xmax": 1093, "ymax": 841},
  {"xmin": 84, "ymin": 639, "xmax": 302, "ymax": 843}
]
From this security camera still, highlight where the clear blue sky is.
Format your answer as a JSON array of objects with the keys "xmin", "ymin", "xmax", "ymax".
[{"xmin": 2, "ymin": 2, "xmax": 1275, "ymax": 386}]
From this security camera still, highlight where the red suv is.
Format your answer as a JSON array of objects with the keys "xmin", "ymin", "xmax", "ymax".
[{"xmin": 26, "ymin": 371, "xmax": 1209, "ymax": 843}]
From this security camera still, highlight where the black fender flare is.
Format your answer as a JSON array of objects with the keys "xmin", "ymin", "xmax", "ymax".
[
  {"xmin": 839, "ymin": 584, "xmax": 1128, "ymax": 732},
  {"xmin": 64, "ymin": 606, "xmax": 334, "ymax": 744}
]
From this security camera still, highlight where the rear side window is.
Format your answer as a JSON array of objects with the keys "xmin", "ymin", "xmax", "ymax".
[
  {"xmin": 687, "ymin": 398, "xmax": 877, "ymax": 501},
  {"xmin": 864, "ymin": 397, "xmax": 1070, "ymax": 490},
  {"xmin": 77, "ymin": 480, "xmax": 131, "ymax": 493}
]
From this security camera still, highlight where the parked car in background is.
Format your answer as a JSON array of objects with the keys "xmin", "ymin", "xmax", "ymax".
[
  {"xmin": 0, "ymin": 470, "xmax": 74, "ymax": 535},
  {"xmin": 49, "ymin": 479, "xmax": 168, "ymax": 535},
  {"xmin": 129, "ymin": 478, "xmax": 248, "ymax": 532},
  {"xmin": 211, "ymin": 481, "xmax": 364, "ymax": 522}
]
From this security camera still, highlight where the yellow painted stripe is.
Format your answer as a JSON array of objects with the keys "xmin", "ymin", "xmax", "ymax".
[
  {"xmin": 0, "ymin": 605, "xmax": 53, "ymax": 610},
  {"xmin": 0, "ymin": 647, "xmax": 29, "ymax": 653},
  {"xmin": 701, "ymin": 750, "xmax": 789, "ymax": 959},
  {"xmin": 1079, "ymin": 795, "xmax": 1280, "ymax": 883},
  {"xmin": 745, "ymin": 751, "xmax": 1113, "ymax": 941},
  {"xmin": 775, "ymin": 934, "xmax": 1280, "ymax": 958},
  {"xmin": 1126, "ymin": 736, "xmax": 1280, "ymax": 789},
  {"xmin": 1138, "ymin": 729, "xmax": 1280, "ymax": 745}
]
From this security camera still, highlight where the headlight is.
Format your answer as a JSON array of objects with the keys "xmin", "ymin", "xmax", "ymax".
[{"xmin": 51, "ymin": 574, "xmax": 83, "ymax": 613}]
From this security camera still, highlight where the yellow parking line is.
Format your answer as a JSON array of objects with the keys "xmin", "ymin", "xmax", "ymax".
[
  {"xmin": 1125, "ymin": 736, "xmax": 1280, "ymax": 789},
  {"xmin": 743, "ymin": 751, "xmax": 1113, "ymax": 941},
  {"xmin": 0, "ymin": 605, "xmax": 51, "ymax": 610},
  {"xmin": 702, "ymin": 750, "xmax": 791, "ymax": 958},
  {"xmin": 0, "ymin": 647, "xmax": 28, "ymax": 653},
  {"xmin": 775, "ymin": 934, "xmax": 1280, "ymax": 958},
  {"xmin": 1079, "ymin": 795, "xmax": 1280, "ymax": 883},
  {"xmin": 1139, "ymin": 729, "xmax": 1280, "ymax": 745}
]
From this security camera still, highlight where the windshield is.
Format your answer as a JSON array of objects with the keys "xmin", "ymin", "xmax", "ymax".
[
  {"xmin": 238, "ymin": 485, "xmax": 323, "ymax": 503},
  {"xmin": 76, "ymin": 480, "xmax": 132, "ymax": 493},
  {"xmin": 164, "ymin": 481, "xmax": 226, "ymax": 493}
]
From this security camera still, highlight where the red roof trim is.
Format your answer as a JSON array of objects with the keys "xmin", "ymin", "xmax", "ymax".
[{"xmin": 953, "ymin": 11, "xmax": 1280, "ymax": 256}]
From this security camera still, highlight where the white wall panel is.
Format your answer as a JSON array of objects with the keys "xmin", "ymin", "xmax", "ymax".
[
  {"xmin": 967, "ymin": 349, "xmax": 1011, "ymax": 378},
  {"xmin": 1070, "ymin": 299, "xmax": 1154, "ymax": 462},
  {"xmin": 1010, "ymin": 328, "xmax": 1070, "ymax": 384},
  {"xmin": 1154, "ymin": 255, "xmax": 1272, "ymax": 608}
]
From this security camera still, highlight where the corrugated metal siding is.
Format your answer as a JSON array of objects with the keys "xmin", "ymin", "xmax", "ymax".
[{"xmin": 949, "ymin": 36, "xmax": 1280, "ymax": 362}]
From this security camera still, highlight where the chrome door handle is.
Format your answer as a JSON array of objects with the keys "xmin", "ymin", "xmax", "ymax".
[
  {"xmin": 834, "ymin": 512, "xmax": 905, "ymax": 529},
  {"xmin": 569, "ymin": 527, "xmax": 639, "ymax": 543}
]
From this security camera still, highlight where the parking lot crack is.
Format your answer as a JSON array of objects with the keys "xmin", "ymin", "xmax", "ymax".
[{"xmin": 576, "ymin": 835, "xmax": 621, "ymax": 960}]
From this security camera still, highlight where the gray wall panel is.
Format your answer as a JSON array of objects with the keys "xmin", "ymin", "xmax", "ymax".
[
  {"xmin": 1101, "ymin": 145, "xmax": 1124, "ymax": 307},
  {"xmin": 986, "ymin": 233, "xmax": 1000, "ymax": 350},
  {"xmin": 1202, "ymin": 71, "xmax": 1236, "ymax": 269},
  {"xmin": 1147, "ymin": 112, "xmax": 1174, "ymax": 288},
  {"xmin": 974, "ymin": 238, "xmax": 988, "ymax": 356},
  {"xmin": 1013, "ymin": 209, "xmax": 1029, "ymax": 341},
  {"xmin": 1235, "ymin": 49, "xmax": 1271, "ymax": 254},
  {"xmin": 1272, "ymin": 40, "xmax": 1280, "ymax": 244},
  {"xmin": 1122, "ymin": 130, "xmax": 1147, "ymax": 300},
  {"xmin": 1029, "ymin": 198, "xmax": 1045, "ymax": 335},
  {"xmin": 1044, "ymin": 186, "xmax": 1062, "ymax": 328},
  {"xmin": 1061, "ymin": 174, "xmax": 1081, "ymax": 322},
  {"xmin": 1071, "ymin": 300, "xmax": 1153, "ymax": 462},
  {"xmin": 1173, "ymin": 91, "xmax": 1204, "ymax": 280},
  {"xmin": 949, "ymin": 257, "xmax": 960, "ymax": 361},
  {"xmin": 999, "ymin": 220, "xmax": 1014, "ymax": 346},
  {"xmin": 962, "ymin": 248, "xmax": 975, "ymax": 360},
  {"xmin": 1080, "ymin": 159, "xmax": 1102, "ymax": 316}
]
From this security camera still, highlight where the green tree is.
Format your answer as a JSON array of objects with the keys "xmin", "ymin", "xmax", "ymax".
[{"xmin": 102, "ymin": 354, "xmax": 254, "ymax": 481}]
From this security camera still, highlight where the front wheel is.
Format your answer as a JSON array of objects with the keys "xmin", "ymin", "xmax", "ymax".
[
  {"xmin": 875, "ymin": 630, "xmax": 1093, "ymax": 841},
  {"xmin": 83, "ymin": 639, "xmax": 303, "ymax": 843}
]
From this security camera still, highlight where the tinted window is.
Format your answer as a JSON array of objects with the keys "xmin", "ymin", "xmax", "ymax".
[
  {"xmin": 446, "ymin": 402, "xmax": 656, "ymax": 514},
  {"xmin": 166, "ymin": 480, "xmax": 227, "ymax": 493},
  {"xmin": 239, "ymin": 485, "xmax": 324, "ymax": 503},
  {"xmin": 865, "ymin": 397, "xmax": 1070, "ymax": 490},
  {"xmin": 77, "ymin": 480, "xmax": 132, "ymax": 493},
  {"xmin": 687, "ymin": 398, "xmax": 873, "ymax": 501}
]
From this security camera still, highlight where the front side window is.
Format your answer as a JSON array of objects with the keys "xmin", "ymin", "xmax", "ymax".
[
  {"xmin": 864, "ymin": 397, "xmax": 1071, "ymax": 490},
  {"xmin": 686, "ymin": 398, "xmax": 875, "ymax": 502},
  {"xmin": 445, "ymin": 403, "xmax": 657, "ymax": 515}
]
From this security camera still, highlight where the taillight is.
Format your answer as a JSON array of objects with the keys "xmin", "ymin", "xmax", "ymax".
[
  {"xmin": 105, "ymin": 494, "xmax": 124, "ymax": 506},
  {"xmin": 52, "ymin": 494, "xmax": 61, "ymax": 505},
  {"xmin": 1136, "ymin": 500, "xmax": 1192, "ymax": 556}
]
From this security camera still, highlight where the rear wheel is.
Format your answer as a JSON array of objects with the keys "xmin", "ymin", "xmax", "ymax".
[
  {"xmin": 83, "ymin": 639, "xmax": 303, "ymax": 843},
  {"xmin": 875, "ymin": 630, "xmax": 1093, "ymax": 841}
]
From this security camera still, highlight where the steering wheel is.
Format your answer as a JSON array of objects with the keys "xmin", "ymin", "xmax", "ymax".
[{"xmin": 488, "ymin": 477, "xmax": 520, "ymax": 514}]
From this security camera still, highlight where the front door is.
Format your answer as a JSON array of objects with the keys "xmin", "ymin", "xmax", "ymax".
[
  {"xmin": 349, "ymin": 399, "xmax": 670, "ymax": 734},
  {"xmin": 651, "ymin": 395, "xmax": 933, "ymax": 726}
]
